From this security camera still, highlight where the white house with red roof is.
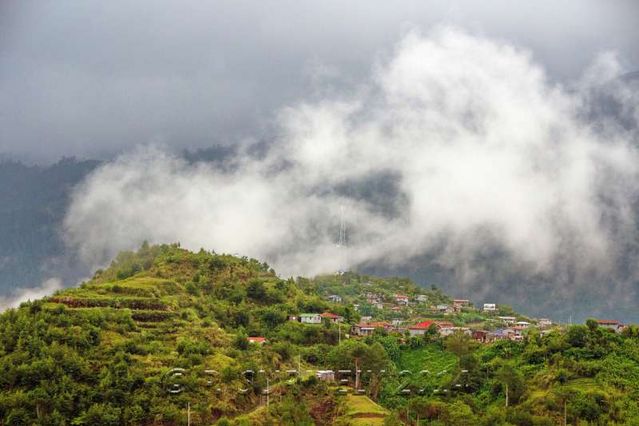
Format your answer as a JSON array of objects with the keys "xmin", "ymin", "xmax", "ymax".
[
  {"xmin": 320, "ymin": 312, "xmax": 343, "ymax": 323},
  {"xmin": 395, "ymin": 294, "xmax": 409, "ymax": 305},
  {"xmin": 408, "ymin": 320, "xmax": 436, "ymax": 337},
  {"xmin": 247, "ymin": 337, "xmax": 267, "ymax": 345},
  {"xmin": 351, "ymin": 321, "xmax": 392, "ymax": 336},
  {"xmin": 596, "ymin": 319, "xmax": 623, "ymax": 332},
  {"xmin": 452, "ymin": 299, "xmax": 470, "ymax": 312}
]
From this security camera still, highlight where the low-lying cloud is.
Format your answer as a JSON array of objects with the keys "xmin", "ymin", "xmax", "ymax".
[
  {"xmin": 0, "ymin": 278, "xmax": 62, "ymax": 311},
  {"xmin": 63, "ymin": 28, "xmax": 639, "ymax": 316}
]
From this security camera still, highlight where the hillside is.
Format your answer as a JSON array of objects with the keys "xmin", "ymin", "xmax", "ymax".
[{"xmin": 0, "ymin": 244, "xmax": 638, "ymax": 425}]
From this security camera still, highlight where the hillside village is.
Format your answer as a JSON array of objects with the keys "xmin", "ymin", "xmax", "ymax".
[
  {"xmin": 285, "ymin": 272, "xmax": 627, "ymax": 346},
  {"xmin": 0, "ymin": 244, "xmax": 637, "ymax": 425}
]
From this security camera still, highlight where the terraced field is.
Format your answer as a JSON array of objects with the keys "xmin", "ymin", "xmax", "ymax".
[{"xmin": 338, "ymin": 394, "xmax": 389, "ymax": 425}]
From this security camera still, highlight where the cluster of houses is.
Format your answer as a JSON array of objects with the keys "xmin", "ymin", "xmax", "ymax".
[
  {"xmin": 348, "ymin": 316, "xmax": 555, "ymax": 342},
  {"xmin": 236, "ymin": 293, "xmax": 630, "ymax": 348},
  {"xmin": 331, "ymin": 291, "xmax": 505, "ymax": 316},
  {"xmin": 356, "ymin": 292, "xmax": 412, "ymax": 311},
  {"xmin": 247, "ymin": 313, "xmax": 627, "ymax": 348}
]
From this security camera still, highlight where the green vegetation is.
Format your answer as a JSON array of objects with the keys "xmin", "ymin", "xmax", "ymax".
[
  {"xmin": 337, "ymin": 395, "xmax": 388, "ymax": 425},
  {"xmin": 0, "ymin": 243, "xmax": 638, "ymax": 425}
]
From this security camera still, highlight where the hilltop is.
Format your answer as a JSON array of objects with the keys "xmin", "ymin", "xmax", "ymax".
[{"xmin": 0, "ymin": 244, "xmax": 638, "ymax": 425}]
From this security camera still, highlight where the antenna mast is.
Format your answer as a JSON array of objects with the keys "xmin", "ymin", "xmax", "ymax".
[
  {"xmin": 336, "ymin": 206, "xmax": 348, "ymax": 274},
  {"xmin": 337, "ymin": 206, "xmax": 346, "ymax": 248}
]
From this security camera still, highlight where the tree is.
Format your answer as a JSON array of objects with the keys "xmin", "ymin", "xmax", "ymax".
[
  {"xmin": 246, "ymin": 280, "xmax": 267, "ymax": 301},
  {"xmin": 73, "ymin": 403, "xmax": 122, "ymax": 426},
  {"xmin": 495, "ymin": 363, "xmax": 525, "ymax": 406},
  {"xmin": 234, "ymin": 332, "xmax": 249, "ymax": 350},
  {"xmin": 441, "ymin": 401, "xmax": 478, "ymax": 426},
  {"xmin": 445, "ymin": 332, "xmax": 476, "ymax": 358},
  {"xmin": 422, "ymin": 323, "xmax": 440, "ymax": 343}
]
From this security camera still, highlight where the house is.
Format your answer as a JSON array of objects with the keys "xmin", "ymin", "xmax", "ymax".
[
  {"xmin": 351, "ymin": 323, "xmax": 376, "ymax": 336},
  {"xmin": 320, "ymin": 312, "xmax": 343, "ymax": 323},
  {"xmin": 248, "ymin": 337, "xmax": 267, "ymax": 345},
  {"xmin": 360, "ymin": 315, "xmax": 372, "ymax": 322},
  {"xmin": 483, "ymin": 303, "xmax": 497, "ymax": 312},
  {"xmin": 365, "ymin": 293, "xmax": 382, "ymax": 304},
  {"xmin": 498, "ymin": 316, "xmax": 516, "ymax": 325},
  {"xmin": 408, "ymin": 320, "xmax": 436, "ymax": 337},
  {"xmin": 515, "ymin": 321, "xmax": 530, "ymax": 328},
  {"xmin": 395, "ymin": 294, "xmax": 410, "ymax": 305},
  {"xmin": 327, "ymin": 294, "xmax": 343, "ymax": 303},
  {"xmin": 512, "ymin": 325, "xmax": 527, "ymax": 336},
  {"xmin": 435, "ymin": 304, "xmax": 452, "ymax": 314},
  {"xmin": 452, "ymin": 299, "xmax": 470, "ymax": 311},
  {"xmin": 391, "ymin": 319, "xmax": 404, "ymax": 327},
  {"xmin": 300, "ymin": 313, "xmax": 322, "ymax": 324},
  {"xmin": 472, "ymin": 330, "xmax": 489, "ymax": 343},
  {"xmin": 596, "ymin": 319, "xmax": 623, "ymax": 331},
  {"xmin": 439, "ymin": 326, "xmax": 470, "ymax": 337},
  {"xmin": 315, "ymin": 370, "xmax": 335, "ymax": 382},
  {"xmin": 538, "ymin": 318, "xmax": 553, "ymax": 328},
  {"xmin": 351, "ymin": 322, "xmax": 392, "ymax": 336},
  {"xmin": 416, "ymin": 295, "xmax": 429, "ymax": 303},
  {"xmin": 489, "ymin": 328, "xmax": 514, "ymax": 341},
  {"xmin": 287, "ymin": 315, "xmax": 298, "ymax": 322}
]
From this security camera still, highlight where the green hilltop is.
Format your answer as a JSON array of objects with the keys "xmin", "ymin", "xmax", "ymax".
[{"xmin": 0, "ymin": 243, "xmax": 638, "ymax": 425}]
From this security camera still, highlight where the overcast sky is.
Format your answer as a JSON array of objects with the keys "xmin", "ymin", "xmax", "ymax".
[{"xmin": 1, "ymin": 0, "xmax": 639, "ymax": 163}]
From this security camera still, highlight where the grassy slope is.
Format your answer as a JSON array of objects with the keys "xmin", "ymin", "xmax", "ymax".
[{"xmin": 337, "ymin": 394, "xmax": 389, "ymax": 425}]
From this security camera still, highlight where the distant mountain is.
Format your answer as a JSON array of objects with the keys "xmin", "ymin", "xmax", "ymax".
[
  {"xmin": 0, "ymin": 157, "xmax": 100, "ymax": 293},
  {"xmin": 0, "ymin": 146, "xmax": 236, "ymax": 297}
]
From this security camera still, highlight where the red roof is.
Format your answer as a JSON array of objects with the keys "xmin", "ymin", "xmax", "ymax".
[
  {"xmin": 247, "ymin": 337, "xmax": 267, "ymax": 343},
  {"xmin": 409, "ymin": 320, "xmax": 435, "ymax": 330},
  {"xmin": 320, "ymin": 312, "xmax": 341, "ymax": 319},
  {"xmin": 596, "ymin": 319, "xmax": 621, "ymax": 325}
]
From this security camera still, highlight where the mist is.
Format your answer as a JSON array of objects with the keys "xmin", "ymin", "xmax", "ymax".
[
  {"xmin": 0, "ymin": 278, "xmax": 62, "ymax": 311},
  {"xmin": 62, "ymin": 28, "xmax": 639, "ymax": 320}
]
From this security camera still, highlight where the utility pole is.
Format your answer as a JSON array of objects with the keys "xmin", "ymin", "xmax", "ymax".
[
  {"xmin": 187, "ymin": 402, "xmax": 191, "ymax": 426},
  {"xmin": 338, "ymin": 322, "xmax": 341, "ymax": 344},
  {"xmin": 336, "ymin": 205, "xmax": 348, "ymax": 273},
  {"xmin": 505, "ymin": 384, "xmax": 509, "ymax": 407},
  {"xmin": 266, "ymin": 377, "xmax": 270, "ymax": 411}
]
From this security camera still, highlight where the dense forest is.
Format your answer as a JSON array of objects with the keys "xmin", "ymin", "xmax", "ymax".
[{"xmin": 0, "ymin": 244, "xmax": 637, "ymax": 425}]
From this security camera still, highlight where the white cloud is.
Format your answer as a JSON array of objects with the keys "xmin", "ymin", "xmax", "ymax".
[
  {"xmin": 63, "ymin": 27, "xmax": 639, "ymax": 291},
  {"xmin": 0, "ymin": 278, "xmax": 63, "ymax": 311}
]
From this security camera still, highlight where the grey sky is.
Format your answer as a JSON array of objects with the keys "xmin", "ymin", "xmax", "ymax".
[{"xmin": 1, "ymin": 0, "xmax": 638, "ymax": 162}]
